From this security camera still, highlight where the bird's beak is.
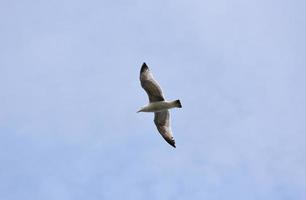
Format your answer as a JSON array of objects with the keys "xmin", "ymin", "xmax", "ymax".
[{"xmin": 137, "ymin": 107, "xmax": 144, "ymax": 113}]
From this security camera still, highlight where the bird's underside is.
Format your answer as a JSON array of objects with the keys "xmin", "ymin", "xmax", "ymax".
[
  {"xmin": 138, "ymin": 62, "xmax": 181, "ymax": 148},
  {"xmin": 137, "ymin": 100, "xmax": 181, "ymax": 113}
]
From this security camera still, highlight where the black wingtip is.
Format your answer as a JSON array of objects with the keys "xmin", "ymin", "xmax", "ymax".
[
  {"xmin": 167, "ymin": 139, "xmax": 176, "ymax": 148},
  {"xmin": 141, "ymin": 62, "xmax": 149, "ymax": 73}
]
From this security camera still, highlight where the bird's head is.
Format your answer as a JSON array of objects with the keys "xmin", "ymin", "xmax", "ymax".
[{"xmin": 137, "ymin": 107, "xmax": 144, "ymax": 113}]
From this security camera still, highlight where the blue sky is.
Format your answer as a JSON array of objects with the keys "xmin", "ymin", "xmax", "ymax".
[{"xmin": 1, "ymin": 0, "xmax": 306, "ymax": 199}]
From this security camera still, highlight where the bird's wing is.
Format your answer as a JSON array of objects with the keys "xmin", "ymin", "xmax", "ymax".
[
  {"xmin": 140, "ymin": 63, "xmax": 165, "ymax": 102},
  {"xmin": 154, "ymin": 111, "xmax": 176, "ymax": 148}
]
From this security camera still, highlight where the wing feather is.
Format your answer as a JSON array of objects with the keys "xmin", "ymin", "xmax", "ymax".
[
  {"xmin": 154, "ymin": 111, "xmax": 176, "ymax": 148},
  {"xmin": 140, "ymin": 63, "xmax": 165, "ymax": 102}
]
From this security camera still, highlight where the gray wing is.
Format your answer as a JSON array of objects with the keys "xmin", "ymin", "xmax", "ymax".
[
  {"xmin": 154, "ymin": 111, "xmax": 176, "ymax": 148},
  {"xmin": 140, "ymin": 63, "xmax": 165, "ymax": 102}
]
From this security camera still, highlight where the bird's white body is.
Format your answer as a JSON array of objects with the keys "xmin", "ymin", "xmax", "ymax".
[{"xmin": 138, "ymin": 100, "xmax": 179, "ymax": 113}]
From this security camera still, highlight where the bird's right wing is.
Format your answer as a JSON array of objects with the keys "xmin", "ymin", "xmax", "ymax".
[
  {"xmin": 140, "ymin": 63, "xmax": 165, "ymax": 102},
  {"xmin": 154, "ymin": 110, "xmax": 176, "ymax": 148}
]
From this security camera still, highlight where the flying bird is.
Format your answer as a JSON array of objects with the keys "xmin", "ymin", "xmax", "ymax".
[{"xmin": 137, "ymin": 62, "xmax": 182, "ymax": 148}]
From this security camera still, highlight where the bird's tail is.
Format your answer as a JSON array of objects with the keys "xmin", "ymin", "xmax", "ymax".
[{"xmin": 174, "ymin": 100, "xmax": 182, "ymax": 108}]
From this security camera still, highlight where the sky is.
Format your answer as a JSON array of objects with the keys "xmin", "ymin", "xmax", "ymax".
[{"xmin": 0, "ymin": 0, "xmax": 306, "ymax": 199}]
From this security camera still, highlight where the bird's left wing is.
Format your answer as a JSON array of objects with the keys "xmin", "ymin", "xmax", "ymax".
[{"xmin": 140, "ymin": 63, "xmax": 165, "ymax": 102}]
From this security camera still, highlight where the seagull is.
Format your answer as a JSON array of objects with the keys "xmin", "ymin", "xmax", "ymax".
[{"xmin": 137, "ymin": 62, "xmax": 182, "ymax": 148}]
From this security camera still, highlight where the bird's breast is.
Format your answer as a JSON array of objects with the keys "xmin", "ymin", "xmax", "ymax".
[{"xmin": 143, "ymin": 101, "xmax": 174, "ymax": 112}]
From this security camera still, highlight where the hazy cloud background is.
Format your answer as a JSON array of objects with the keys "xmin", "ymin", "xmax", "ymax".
[{"xmin": 1, "ymin": 0, "xmax": 305, "ymax": 199}]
